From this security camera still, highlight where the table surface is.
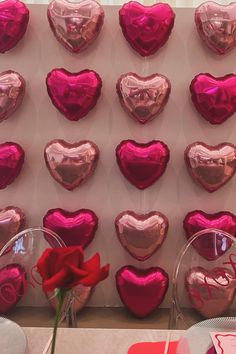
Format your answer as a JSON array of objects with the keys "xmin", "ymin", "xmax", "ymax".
[{"xmin": 23, "ymin": 327, "xmax": 184, "ymax": 354}]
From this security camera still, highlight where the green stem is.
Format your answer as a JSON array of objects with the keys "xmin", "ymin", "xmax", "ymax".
[{"xmin": 51, "ymin": 289, "xmax": 66, "ymax": 354}]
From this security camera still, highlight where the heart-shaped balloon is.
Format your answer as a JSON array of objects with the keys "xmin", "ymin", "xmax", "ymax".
[
  {"xmin": 48, "ymin": 0, "xmax": 104, "ymax": 53},
  {"xmin": 0, "ymin": 264, "xmax": 27, "ymax": 314},
  {"xmin": 0, "ymin": 207, "xmax": 25, "ymax": 250},
  {"xmin": 46, "ymin": 68, "xmax": 102, "ymax": 121},
  {"xmin": 43, "ymin": 208, "xmax": 98, "ymax": 248},
  {"xmin": 206, "ymin": 347, "xmax": 216, "ymax": 354},
  {"xmin": 116, "ymin": 73, "xmax": 171, "ymax": 124},
  {"xmin": 119, "ymin": 1, "xmax": 175, "ymax": 57},
  {"xmin": 0, "ymin": 142, "xmax": 25, "ymax": 189},
  {"xmin": 190, "ymin": 73, "xmax": 236, "ymax": 125},
  {"xmin": 116, "ymin": 140, "xmax": 170, "ymax": 190},
  {"xmin": 44, "ymin": 139, "xmax": 99, "ymax": 191},
  {"xmin": 183, "ymin": 210, "xmax": 236, "ymax": 261},
  {"xmin": 195, "ymin": 2, "xmax": 236, "ymax": 55},
  {"xmin": 0, "ymin": 0, "xmax": 29, "ymax": 53},
  {"xmin": 185, "ymin": 266, "xmax": 236, "ymax": 318},
  {"xmin": 46, "ymin": 284, "xmax": 93, "ymax": 313},
  {"xmin": 0, "ymin": 71, "xmax": 25, "ymax": 123},
  {"xmin": 184, "ymin": 142, "xmax": 236, "ymax": 193},
  {"xmin": 115, "ymin": 211, "xmax": 168, "ymax": 261},
  {"xmin": 116, "ymin": 265, "xmax": 169, "ymax": 318}
]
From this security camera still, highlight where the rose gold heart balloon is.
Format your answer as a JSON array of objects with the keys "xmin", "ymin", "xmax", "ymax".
[
  {"xmin": 195, "ymin": 2, "xmax": 236, "ymax": 55},
  {"xmin": 47, "ymin": 0, "xmax": 104, "ymax": 53},
  {"xmin": 46, "ymin": 284, "xmax": 93, "ymax": 313},
  {"xmin": 116, "ymin": 73, "xmax": 171, "ymax": 124},
  {"xmin": 185, "ymin": 266, "xmax": 236, "ymax": 318},
  {"xmin": 44, "ymin": 139, "xmax": 99, "ymax": 191},
  {"xmin": 0, "ymin": 71, "xmax": 25, "ymax": 123},
  {"xmin": 115, "ymin": 211, "xmax": 168, "ymax": 261},
  {"xmin": 0, "ymin": 206, "xmax": 25, "ymax": 250},
  {"xmin": 185, "ymin": 142, "xmax": 236, "ymax": 192}
]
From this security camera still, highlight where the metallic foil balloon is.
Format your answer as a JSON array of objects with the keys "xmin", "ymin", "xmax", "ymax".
[
  {"xmin": 0, "ymin": 71, "xmax": 25, "ymax": 123},
  {"xmin": 184, "ymin": 142, "xmax": 236, "ymax": 193},
  {"xmin": 207, "ymin": 347, "xmax": 216, "ymax": 354},
  {"xmin": 46, "ymin": 68, "xmax": 102, "ymax": 121},
  {"xmin": 185, "ymin": 266, "xmax": 236, "ymax": 318},
  {"xmin": 115, "ymin": 211, "xmax": 168, "ymax": 261},
  {"xmin": 47, "ymin": 0, "xmax": 104, "ymax": 53},
  {"xmin": 116, "ymin": 265, "xmax": 169, "ymax": 318},
  {"xmin": 46, "ymin": 284, "xmax": 93, "ymax": 314},
  {"xmin": 0, "ymin": 0, "xmax": 29, "ymax": 53},
  {"xmin": 43, "ymin": 208, "xmax": 98, "ymax": 248},
  {"xmin": 116, "ymin": 73, "xmax": 171, "ymax": 124},
  {"xmin": 116, "ymin": 139, "xmax": 170, "ymax": 190},
  {"xmin": 0, "ymin": 207, "xmax": 25, "ymax": 250},
  {"xmin": 190, "ymin": 73, "xmax": 236, "ymax": 125},
  {"xmin": 0, "ymin": 142, "xmax": 25, "ymax": 189},
  {"xmin": 183, "ymin": 210, "xmax": 236, "ymax": 261},
  {"xmin": 119, "ymin": 1, "xmax": 175, "ymax": 57},
  {"xmin": 195, "ymin": 2, "xmax": 236, "ymax": 55},
  {"xmin": 0, "ymin": 264, "xmax": 27, "ymax": 314},
  {"xmin": 44, "ymin": 139, "xmax": 99, "ymax": 191}
]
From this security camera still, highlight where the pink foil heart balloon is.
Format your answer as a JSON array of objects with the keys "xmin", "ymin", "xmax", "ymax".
[
  {"xmin": 43, "ymin": 208, "xmax": 98, "ymax": 248},
  {"xmin": 0, "ymin": 71, "xmax": 25, "ymax": 123},
  {"xmin": 0, "ymin": 264, "xmax": 27, "ymax": 314},
  {"xmin": 44, "ymin": 139, "xmax": 99, "ymax": 191},
  {"xmin": 119, "ymin": 1, "xmax": 175, "ymax": 57},
  {"xmin": 0, "ymin": 207, "xmax": 25, "ymax": 250},
  {"xmin": 185, "ymin": 266, "xmax": 236, "ymax": 318},
  {"xmin": 46, "ymin": 284, "xmax": 93, "ymax": 313},
  {"xmin": 183, "ymin": 210, "xmax": 236, "ymax": 261},
  {"xmin": 116, "ymin": 265, "xmax": 169, "ymax": 318},
  {"xmin": 195, "ymin": 2, "xmax": 236, "ymax": 55},
  {"xmin": 116, "ymin": 73, "xmax": 171, "ymax": 124},
  {"xmin": 48, "ymin": 0, "xmax": 104, "ymax": 53},
  {"xmin": 190, "ymin": 73, "xmax": 236, "ymax": 125},
  {"xmin": 0, "ymin": 142, "xmax": 25, "ymax": 189},
  {"xmin": 116, "ymin": 140, "xmax": 170, "ymax": 190},
  {"xmin": 184, "ymin": 142, "xmax": 236, "ymax": 193},
  {"xmin": 46, "ymin": 68, "xmax": 102, "ymax": 121},
  {"xmin": 0, "ymin": 0, "xmax": 29, "ymax": 53},
  {"xmin": 115, "ymin": 211, "xmax": 168, "ymax": 261}
]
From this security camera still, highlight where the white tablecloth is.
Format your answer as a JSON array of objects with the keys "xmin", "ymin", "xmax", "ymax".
[{"xmin": 23, "ymin": 328, "xmax": 183, "ymax": 354}]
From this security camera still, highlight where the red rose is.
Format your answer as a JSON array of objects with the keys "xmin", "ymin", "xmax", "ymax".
[{"xmin": 37, "ymin": 246, "xmax": 109, "ymax": 292}]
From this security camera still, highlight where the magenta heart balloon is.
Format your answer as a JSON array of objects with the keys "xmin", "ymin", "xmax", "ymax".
[
  {"xmin": 46, "ymin": 68, "xmax": 102, "ymax": 121},
  {"xmin": 116, "ymin": 73, "xmax": 171, "ymax": 124},
  {"xmin": 116, "ymin": 265, "xmax": 169, "ymax": 318},
  {"xmin": 0, "ymin": 142, "xmax": 25, "ymax": 189},
  {"xmin": 0, "ymin": 207, "xmax": 25, "ymax": 250},
  {"xmin": 185, "ymin": 266, "xmax": 236, "ymax": 318},
  {"xmin": 115, "ymin": 211, "xmax": 168, "ymax": 261},
  {"xmin": 190, "ymin": 73, "xmax": 236, "ymax": 125},
  {"xmin": 184, "ymin": 142, "xmax": 236, "ymax": 192},
  {"xmin": 43, "ymin": 208, "xmax": 98, "ymax": 248},
  {"xmin": 116, "ymin": 140, "xmax": 170, "ymax": 190},
  {"xmin": 195, "ymin": 2, "xmax": 236, "ymax": 55},
  {"xmin": 206, "ymin": 347, "xmax": 216, "ymax": 354},
  {"xmin": 44, "ymin": 139, "xmax": 99, "ymax": 191},
  {"xmin": 0, "ymin": 0, "xmax": 29, "ymax": 53},
  {"xmin": 48, "ymin": 0, "xmax": 104, "ymax": 53},
  {"xmin": 0, "ymin": 71, "xmax": 25, "ymax": 123},
  {"xmin": 119, "ymin": 1, "xmax": 175, "ymax": 57},
  {"xmin": 183, "ymin": 210, "xmax": 236, "ymax": 261},
  {"xmin": 0, "ymin": 264, "xmax": 27, "ymax": 314}
]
